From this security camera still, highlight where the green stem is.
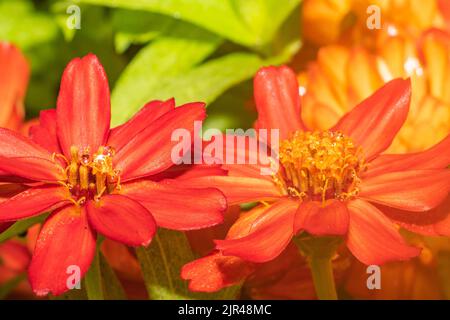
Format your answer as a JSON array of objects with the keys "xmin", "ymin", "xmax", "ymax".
[
  {"xmin": 307, "ymin": 254, "xmax": 337, "ymax": 300},
  {"xmin": 293, "ymin": 235, "xmax": 341, "ymax": 300}
]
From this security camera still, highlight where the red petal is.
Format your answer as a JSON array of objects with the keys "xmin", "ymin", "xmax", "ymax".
[
  {"xmin": 294, "ymin": 200, "xmax": 349, "ymax": 236},
  {"xmin": 0, "ymin": 240, "xmax": 31, "ymax": 271},
  {"xmin": 113, "ymin": 103, "xmax": 205, "ymax": 181},
  {"xmin": 108, "ymin": 99, "xmax": 174, "ymax": 151},
  {"xmin": 0, "ymin": 183, "xmax": 28, "ymax": 199},
  {"xmin": 254, "ymin": 66, "xmax": 306, "ymax": 139},
  {"xmin": 380, "ymin": 196, "xmax": 450, "ymax": 236},
  {"xmin": 332, "ymin": 78, "xmax": 411, "ymax": 160},
  {"xmin": 56, "ymin": 54, "xmax": 111, "ymax": 157},
  {"xmin": 0, "ymin": 127, "xmax": 55, "ymax": 160},
  {"xmin": 359, "ymin": 169, "xmax": 450, "ymax": 212},
  {"xmin": 179, "ymin": 175, "xmax": 282, "ymax": 205},
  {"xmin": 215, "ymin": 200, "xmax": 299, "ymax": 263},
  {"xmin": 29, "ymin": 109, "xmax": 61, "ymax": 154},
  {"xmin": 181, "ymin": 251, "xmax": 254, "ymax": 292},
  {"xmin": 28, "ymin": 205, "xmax": 96, "ymax": 296},
  {"xmin": 86, "ymin": 194, "xmax": 156, "ymax": 247},
  {"xmin": 365, "ymin": 134, "xmax": 450, "ymax": 178},
  {"xmin": 0, "ymin": 222, "xmax": 13, "ymax": 233},
  {"xmin": 0, "ymin": 185, "xmax": 70, "ymax": 221},
  {"xmin": 0, "ymin": 42, "xmax": 29, "ymax": 130},
  {"xmin": 120, "ymin": 179, "xmax": 226, "ymax": 230},
  {"xmin": 0, "ymin": 156, "xmax": 63, "ymax": 182},
  {"xmin": 346, "ymin": 199, "xmax": 421, "ymax": 265}
]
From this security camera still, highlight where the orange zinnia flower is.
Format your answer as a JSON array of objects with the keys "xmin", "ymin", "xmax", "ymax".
[
  {"xmin": 299, "ymin": 28, "xmax": 450, "ymax": 153},
  {"xmin": 302, "ymin": 0, "xmax": 448, "ymax": 48},
  {"xmin": 183, "ymin": 66, "xmax": 450, "ymax": 269}
]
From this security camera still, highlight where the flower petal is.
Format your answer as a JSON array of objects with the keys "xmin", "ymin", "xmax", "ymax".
[
  {"xmin": 359, "ymin": 169, "xmax": 450, "ymax": 212},
  {"xmin": 380, "ymin": 196, "xmax": 450, "ymax": 237},
  {"xmin": 108, "ymin": 99, "xmax": 174, "ymax": 151},
  {"xmin": 113, "ymin": 103, "xmax": 205, "ymax": 181},
  {"xmin": 86, "ymin": 194, "xmax": 156, "ymax": 247},
  {"xmin": 332, "ymin": 78, "xmax": 411, "ymax": 160},
  {"xmin": 294, "ymin": 200, "xmax": 349, "ymax": 236},
  {"xmin": 29, "ymin": 109, "xmax": 61, "ymax": 154},
  {"xmin": 0, "ymin": 156, "xmax": 63, "ymax": 182},
  {"xmin": 120, "ymin": 179, "xmax": 226, "ymax": 230},
  {"xmin": 254, "ymin": 66, "xmax": 306, "ymax": 139},
  {"xmin": 0, "ymin": 185, "xmax": 70, "ymax": 221},
  {"xmin": 179, "ymin": 175, "xmax": 282, "ymax": 205},
  {"xmin": 0, "ymin": 155, "xmax": 63, "ymax": 182},
  {"xmin": 0, "ymin": 127, "xmax": 55, "ymax": 160},
  {"xmin": 365, "ymin": 134, "xmax": 450, "ymax": 178},
  {"xmin": 28, "ymin": 205, "xmax": 96, "ymax": 296},
  {"xmin": 215, "ymin": 200, "xmax": 299, "ymax": 263},
  {"xmin": 181, "ymin": 251, "xmax": 254, "ymax": 292},
  {"xmin": 56, "ymin": 54, "xmax": 111, "ymax": 157},
  {"xmin": 346, "ymin": 199, "xmax": 421, "ymax": 265},
  {"xmin": 0, "ymin": 42, "xmax": 29, "ymax": 130}
]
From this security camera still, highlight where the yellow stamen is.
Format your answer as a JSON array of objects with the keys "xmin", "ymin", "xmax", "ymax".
[{"xmin": 274, "ymin": 130, "xmax": 366, "ymax": 204}]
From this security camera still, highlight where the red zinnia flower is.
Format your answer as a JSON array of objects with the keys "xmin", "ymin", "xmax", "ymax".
[
  {"xmin": 0, "ymin": 54, "xmax": 226, "ymax": 296},
  {"xmin": 182, "ymin": 66, "xmax": 450, "ymax": 268}
]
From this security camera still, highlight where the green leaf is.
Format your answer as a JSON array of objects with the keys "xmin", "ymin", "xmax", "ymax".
[
  {"xmin": 85, "ymin": 248, "xmax": 105, "ymax": 300},
  {"xmin": 78, "ymin": 0, "xmax": 301, "ymax": 47},
  {"xmin": 0, "ymin": 214, "xmax": 48, "ymax": 244},
  {"xmin": 85, "ymin": 244, "xmax": 126, "ymax": 300},
  {"xmin": 0, "ymin": 0, "xmax": 60, "ymax": 50},
  {"xmin": 0, "ymin": 273, "xmax": 26, "ymax": 300},
  {"xmin": 112, "ymin": 9, "xmax": 174, "ymax": 53},
  {"xmin": 50, "ymin": 287, "xmax": 88, "ymax": 300},
  {"xmin": 136, "ymin": 229, "xmax": 241, "ymax": 300},
  {"xmin": 110, "ymin": 22, "xmax": 222, "ymax": 125}
]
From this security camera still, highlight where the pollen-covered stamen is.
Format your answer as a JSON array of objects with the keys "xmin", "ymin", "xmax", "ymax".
[
  {"xmin": 273, "ymin": 131, "xmax": 366, "ymax": 203},
  {"xmin": 57, "ymin": 145, "xmax": 121, "ymax": 204}
]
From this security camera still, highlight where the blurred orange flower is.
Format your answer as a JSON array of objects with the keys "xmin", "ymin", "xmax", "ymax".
[
  {"xmin": 302, "ymin": 0, "xmax": 448, "ymax": 48},
  {"xmin": 299, "ymin": 28, "xmax": 450, "ymax": 152}
]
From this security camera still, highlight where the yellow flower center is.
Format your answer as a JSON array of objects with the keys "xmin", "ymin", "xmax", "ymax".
[
  {"xmin": 55, "ymin": 145, "xmax": 121, "ymax": 205},
  {"xmin": 273, "ymin": 131, "xmax": 366, "ymax": 203}
]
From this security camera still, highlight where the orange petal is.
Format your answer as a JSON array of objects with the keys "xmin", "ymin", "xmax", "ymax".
[
  {"xmin": 254, "ymin": 66, "xmax": 306, "ymax": 139},
  {"xmin": 181, "ymin": 251, "xmax": 254, "ymax": 292},
  {"xmin": 294, "ymin": 200, "xmax": 349, "ymax": 236},
  {"xmin": 346, "ymin": 199, "xmax": 421, "ymax": 265},
  {"xmin": 365, "ymin": 134, "xmax": 450, "ymax": 178},
  {"xmin": 215, "ymin": 200, "xmax": 298, "ymax": 263},
  {"xmin": 332, "ymin": 78, "xmax": 411, "ymax": 160},
  {"xmin": 359, "ymin": 169, "xmax": 450, "ymax": 212}
]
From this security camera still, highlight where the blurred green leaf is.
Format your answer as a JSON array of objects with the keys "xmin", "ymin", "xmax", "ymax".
[
  {"xmin": 136, "ymin": 229, "xmax": 240, "ymax": 300},
  {"xmin": 85, "ymin": 249, "xmax": 127, "ymax": 300},
  {"xmin": 111, "ymin": 22, "xmax": 222, "ymax": 125},
  {"xmin": 0, "ymin": 0, "xmax": 59, "ymax": 50},
  {"xmin": 50, "ymin": 287, "xmax": 89, "ymax": 300},
  {"xmin": 0, "ymin": 273, "xmax": 26, "ymax": 300},
  {"xmin": 148, "ymin": 52, "xmax": 264, "ymax": 105},
  {"xmin": 78, "ymin": 0, "xmax": 301, "ymax": 48},
  {"xmin": 112, "ymin": 9, "xmax": 174, "ymax": 53},
  {"xmin": 0, "ymin": 214, "xmax": 47, "ymax": 245}
]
